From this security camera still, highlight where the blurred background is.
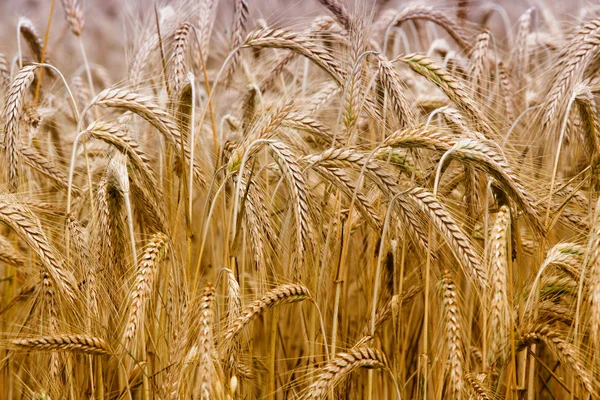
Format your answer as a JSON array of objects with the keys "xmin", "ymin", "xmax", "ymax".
[{"xmin": 0, "ymin": 0, "xmax": 588, "ymax": 82}]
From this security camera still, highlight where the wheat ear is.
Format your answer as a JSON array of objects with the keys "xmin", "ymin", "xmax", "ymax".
[
  {"xmin": 122, "ymin": 233, "xmax": 169, "ymax": 349},
  {"xmin": 377, "ymin": 54, "xmax": 415, "ymax": 127},
  {"xmin": 169, "ymin": 23, "xmax": 192, "ymax": 98},
  {"xmin": 304, "ymin": 346, "xmax": 395, "ymax": 399},
  {"xmin": 0, "ymin": 235, "xmax": 26, "ymax": 268},
  {"xmin": 224, "ymin": 0, "xmax": 249, "ymax": 83},
  {"xmin": 466, "ymin": 373, "xmax": 492, "ymax": 400},
  {"xmin": 542, "ymin": 19, "xmax": 600, "ymax": 128},
  {"xmin": 268, "ymin": 141, "xmax": 312, "ymax": 276},
  {"xmin": 315, "ymin": 0, "xmax": 352, "ymax": 31},
  {"xmin": 60, "ymin": 0, "xmax": 84, "ymax": 37},
  {"xmin": 517, "ymin": 325, "xmax": 598, "ymax": 397},
  {"xmin": 487, "ymin": 205, "xmax": 511, "ymax": 364},
  {"xmin": 440, "ymin": 273, "xmax": 464, "ymax": 398},
  {"xmin": 222, "ymin": 283, "xmax": 311, "ymax": 346},
  {"xmin": 9, "ymin": 334, "xmax": 110, "ymax": 355},
  {"xmin": 197, "ymin": 284, "xmax": 219, "ymax": 400},
  {"xmin": 243, "ymin": 27, "xmax": 345, "ymax": 85},
  {"xmin": 2, "ymin": 65, "xmax": 36, "ymax": 191},
  {"xmin": 382, "ymin": 5, "xmax": 471, "ymax": 52},
  {"xmin": 0, "ymin": 52, "xmax": 9, "ymax": 84},
  {"xmin": 0, "ymin": 196, "xmax": 78, "ymax": 303},
  {"xmin": 196, "ymin": 0, "xmax": 217, "ymax": 63},
  {"xmin": 401, "ymin": 54, "xmax": 492, "ymax": 136},
  {"xmin": 407, "ymin": 187, "xmax": 487, "ymax": 288}
]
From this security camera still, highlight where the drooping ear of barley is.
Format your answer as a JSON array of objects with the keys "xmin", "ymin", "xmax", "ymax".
[
  {"xmin": 381, "ymin": 5, "xmax": 471, "ymax": 52},
  {"xmin": 87, "ymin": 87, "xmax": 204, "ymax": 184},
  {"xmin": 243, "ymin": 27, "xmax": 345, "ymax": 85},
  {"xmin": 377, "ymin": 54, "xmax": 415, "ymax": 128},
  {"xmin": 466, "ymin": 373, "xmax": 492, "ymax": 400},
  {"xmin": 79, "ymin": 120, "xmax": 158, "ymax": 191},
  {"xmin": 18, "ymin": 17, "xmax": 46, "ymax": 65},
  {"xmin": 0, "ymin": 196, "xmax": 78, "ymax": 303},
  {"xmin": 88, "ymin": 88, "xmax": 180, "ymax": 145},
  {"xmin": 517, "ymin": 325, "xmax": 598, "ymax": 397},
  {"xmin": 315, "ymin": 0, "xmax": 352, "ymax": 31},
  {"xmin": 20, "ymin": 146, "xmax": 73, "ymax": 192},
  {"xmin": 222, "ymin": 283, "xmax": 311, "ymax": 349},
  {"xmin": 401, "ymin": 54, "xmax": 492, "ymax": 136},
  {"xmin": 433, "ymin": 137, "xmax": 544, "ymax": 235},
  {"xmin": 538, "ymin": 243, "xmax": 586, "ymax": 283},
  {"xmin": 282, "ymin": 112, "xmax": 342, "ymax": 146},
  {"xmin": 407, "ymin": 187, "xmax": 487, "ymax": 288},
  {"xmin": 303, "ymin": 345, "xmax": 394, "ymax": 399}
]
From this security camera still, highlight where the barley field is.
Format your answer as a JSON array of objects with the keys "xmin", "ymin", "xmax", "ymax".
[{"xmin": 0, "ymin": 0, "xmax": 599, "ymax": 398}]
